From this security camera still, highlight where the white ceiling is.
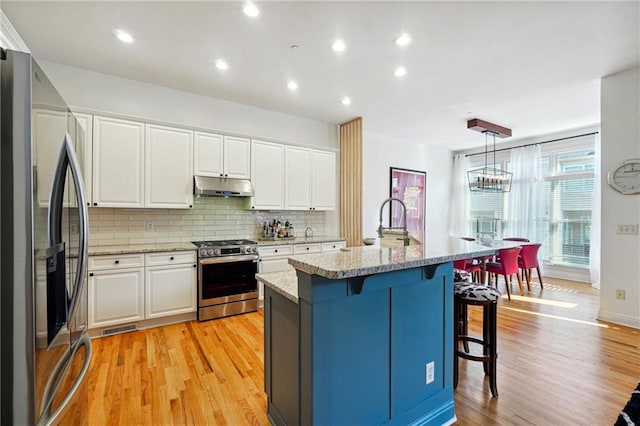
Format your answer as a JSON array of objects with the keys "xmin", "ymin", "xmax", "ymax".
[{"xmin": 2, "ymin": 1, "xmax": 638, "ymax": 150}]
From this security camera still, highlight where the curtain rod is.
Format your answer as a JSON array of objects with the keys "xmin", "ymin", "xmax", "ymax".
[{"xmin": 464, "ymin": 131, "xmax": 599, "ymax": 158}]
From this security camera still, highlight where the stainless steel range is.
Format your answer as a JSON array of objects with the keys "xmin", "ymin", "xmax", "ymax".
[{"xmin": 193, "ymin": 239, "xmax": 259, "ymax": 321}]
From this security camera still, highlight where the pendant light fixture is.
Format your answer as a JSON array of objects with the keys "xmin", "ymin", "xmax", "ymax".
[{"xmin": 466, "ymin": 119, "xmax": 513, "ymax": 192}]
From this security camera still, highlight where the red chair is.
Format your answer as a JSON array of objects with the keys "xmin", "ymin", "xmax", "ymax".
[
  {"xmin": 518, "ymin": 243, "xmax": 543, "ymax": 290},
  {"xmin": 453, "ymin": 259, "xmax": 482, "ymax": 282},
  {"xmin": 485, "ymin": 246, "xmax": 523, "ymax": 300}
]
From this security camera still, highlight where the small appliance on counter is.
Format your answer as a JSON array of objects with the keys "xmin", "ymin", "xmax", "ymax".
[{"xmin": 193, "ymin": 239, "xmax": 259, "ymax": 321}]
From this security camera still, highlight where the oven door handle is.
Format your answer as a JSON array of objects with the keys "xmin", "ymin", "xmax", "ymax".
[{"xmin": 199, "ymin": 255, "xmax": 259, "ymax": 265}]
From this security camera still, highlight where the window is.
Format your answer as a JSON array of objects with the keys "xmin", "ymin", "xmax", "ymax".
[{"xmin": 467, "ymin": 138, "xmax": 595, "ymax": 268}]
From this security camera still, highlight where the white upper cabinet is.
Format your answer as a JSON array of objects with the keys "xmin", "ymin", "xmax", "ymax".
[
  {"xmin": 284, "ymin": 146, "xmax": 312, "ymax": 210},
  {"xmin": 223, "ymin": 136, "xmax": 251, "ymax": 179},
  {"xmin": 33, "ymin": 108, "xmax": 68, "ymax": 207},
  {"xmin": 194, "ymin": 131, "xmax": 223, "ymax": 177},
  {"xmin": 92, "ymin": 116, "xmax": 145, "ymax": 208},
  {"xmin": 194, "ymin": 132, "xmax": 250, "ymax": 179},
  {"xmin": 145, "ymin": 124, "xmax": 194, "ymax": 209},
  {"xmin": 251, "ymin": 140, "xmax": 284, "ymax": 210},
  {"xmin": 311, "ymin": 150, "xmax": 336, "ymax": 210},
  {"xmin": 282, "ymin": 147, "xmax": 336, "ymax": 211}
]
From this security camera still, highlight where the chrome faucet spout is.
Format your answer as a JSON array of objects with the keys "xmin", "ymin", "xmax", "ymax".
[{"xmin": 377, "ymin": 197, "xmax": 410, "ymax": 246}]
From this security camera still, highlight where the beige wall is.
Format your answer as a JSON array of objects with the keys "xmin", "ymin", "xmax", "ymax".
[{"xmin": 599, "ymin": 66, "xmax": 640, "ymax": 329}]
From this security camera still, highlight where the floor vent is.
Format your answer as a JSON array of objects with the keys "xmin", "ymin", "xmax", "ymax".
[{"xmin": 102, "ymin": 324, "xmax": 137, "ymax": 336}]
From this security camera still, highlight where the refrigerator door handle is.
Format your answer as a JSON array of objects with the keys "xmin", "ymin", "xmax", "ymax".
[
  {"xmin": 48, "ymin": 132, "xmax": 89, "ymax": 323},
  {"xmin": 36, "ymin": 332, "xmax": 92, "ymax": 426}
]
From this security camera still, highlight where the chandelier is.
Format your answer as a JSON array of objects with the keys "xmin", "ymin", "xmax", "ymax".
[{"xmin": 466, "ymin": 119, "xmax": 513, "ymax": 192}]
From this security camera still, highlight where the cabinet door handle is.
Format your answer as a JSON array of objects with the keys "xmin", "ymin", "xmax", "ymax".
[
  {"xmin": 274, "ymin": 249, "xmax": 278, "ymax": 253},
  {"xmin": 114, "ymin": 260, "xmax": 119, "ymax": 264},
  {"xmin": 93, "ymin": 202, "xmax": 98, "ymax": 206},
  {"xmin": 306, "ymin": 247, "xmax": 310, "ymax": 250},
  {"xmin": 220, "ymin": 173, "xmax": 223, "ymax": 177},
  {"xmin": 189, "ymin": 205, "xmax": 193, "ymax": 208},
  {"xmin": 89, "ymin": 272, "xmax": 94, "ymax": 277},
  {"xmin": 170, "ymin": 256, "xmax": 174, "ymax": 260},
  {"xmin": 193, "ymin": 264, "xmax": 197, "ymax": 268}
]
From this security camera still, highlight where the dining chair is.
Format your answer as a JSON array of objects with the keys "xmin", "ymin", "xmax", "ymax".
[
  {"xmin": 518, "ymin": 243, "xmax": 543, "ymax": 290},
  {"xmin": 484, "ymin": 246, "xmax": 523, "ymax": 300},
  {"xmin": 453, "ymin": 259, "xmax": 482, "ymax": 283}
]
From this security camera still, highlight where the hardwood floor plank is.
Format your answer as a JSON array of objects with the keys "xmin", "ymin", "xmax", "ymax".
[{"xmin": 85, "ymin": 278, "xmax": 639, "ymax": 425}]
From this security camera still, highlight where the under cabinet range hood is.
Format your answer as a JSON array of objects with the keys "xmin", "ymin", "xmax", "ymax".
[{"xmin": 194, "ymin": 175, "xmax": 254, "ymax": 197}]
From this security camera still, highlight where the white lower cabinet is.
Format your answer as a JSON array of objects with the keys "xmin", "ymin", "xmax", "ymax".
[
  {"xmin": 88, "ymin": 267, "xmax": 145, "ymax": 328},
  {"xmin": 257, "ymin": 241, "xmax": 345, "ymax": 301},
  {"xmin": 88, "ymin": 250, "xmax": 197, "ymax": 330},
  {"xmin": 146, "ymin": 263, "xmax": 197, "ymax": 318}
]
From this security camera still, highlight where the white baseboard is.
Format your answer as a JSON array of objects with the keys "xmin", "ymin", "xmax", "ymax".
[{"xmin": 597, "ymin": 309, "xmax": 640, "ymax": 330}]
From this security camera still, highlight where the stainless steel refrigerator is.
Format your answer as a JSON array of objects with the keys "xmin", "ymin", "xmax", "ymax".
[{"xmin": 1, "ymin": 48, "xmax": 91, "ymax": 425}]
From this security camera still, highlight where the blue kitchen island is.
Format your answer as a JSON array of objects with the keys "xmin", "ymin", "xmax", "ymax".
[{"xmin": 256, "ymin": 239, "xmax": 505, "ymax": 426}]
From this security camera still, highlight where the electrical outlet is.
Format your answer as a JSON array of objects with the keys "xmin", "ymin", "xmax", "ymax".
[
  {"xmin": 616, "ymin": 225, "xmax": 639, "ymax": 235},
  {"xmin": 70, "ymin": 223, "xmax": 78, "ymax": 234},
  {"xmin": 426, "ymin": 361, "xmax": 435, "ymax": 385},
  {"xmin": 146, "ymin": 221, "xmax": 155, "ymax": 232},
  {"xmin": 616, "ymin": 289, "xmax": 626, "ymax": 300}
]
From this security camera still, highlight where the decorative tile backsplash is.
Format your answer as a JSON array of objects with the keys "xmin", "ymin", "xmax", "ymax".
[{"xmin": 87, "ymin": 197, "xmax": 327, "ymax": 246}]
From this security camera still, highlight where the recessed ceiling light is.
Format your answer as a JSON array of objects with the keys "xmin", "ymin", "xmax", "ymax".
[
  {"xmin": 287, "ymin": 80, "xmax": 298, "ymax": 90},
  {"xmin": 113, "ymin": 29, "xmax": 134, "ymax": 44},
  {"xmin": 394, "ymin": 33, "xmax": 412, "ymax": 47},
  {"xmin": 394, "ymin": 66, "xmax": 407, "ymax": 77},
  {"xmin": 341, "ymin": 97, "xmax": 351, "ymax": 105},
  {"xmin": 331, "ymin": 39, "xmax": 346, "ymax": 52},
  {"xmin": 243, "ymin": 2, "xmax": 260, "ymax": 17},
  {"xmin": 215, "ymin": 59, "xmax": 229, "ymax": 71}
]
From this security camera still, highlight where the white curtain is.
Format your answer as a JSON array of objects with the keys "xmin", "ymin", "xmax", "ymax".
[
  {"xmin": 507, "ymin": 145, "xmax": 542, "ymax": 242},
  {"xmin": 589, "ymin": 133, "xmax": 601, "ymax": 289},
  {"xmin": 448, "ymin": 154, "xmax": 471, "ymax": 237}
]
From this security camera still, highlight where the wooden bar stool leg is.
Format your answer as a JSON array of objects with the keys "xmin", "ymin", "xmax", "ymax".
[
  {"xmin": 482, "ymin": 304, "xmax": 489, "ymax": 376},
  {"xmin": 488, "ymin": 302, "xmax": 498, "ymax": 397}
]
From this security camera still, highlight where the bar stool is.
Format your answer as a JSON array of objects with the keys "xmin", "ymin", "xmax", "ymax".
[{"xmin": 453, "ymin": 281, "xmax": 501, "ymax": 397}]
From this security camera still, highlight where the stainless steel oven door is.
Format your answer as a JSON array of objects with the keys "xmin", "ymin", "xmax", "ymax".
[{"xmin": 198, "ymin": 255, "xmax": 258, "ymax": 307}]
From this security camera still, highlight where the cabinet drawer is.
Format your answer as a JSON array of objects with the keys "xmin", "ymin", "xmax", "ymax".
[
  {"xmin": 259, "ymin": 258, "xmax": 291, "ymax": 274},
  {"xmin": 145, "ymin": 251, "xmax": 197, "ymax": 266},
  {"xmin": 258, "ymin": 245, "xmax": 293, "ymax": 258},
  {"xmin": 88, "ymin": 254, "xmax": 145, "ymax": 271},
  {"xmin": 293, "ymin": 243, "xmax": 322, "ymax": 254},
  {"xmin": 322, "ymin": 241, "xmax": 346, "ymax": 252}
]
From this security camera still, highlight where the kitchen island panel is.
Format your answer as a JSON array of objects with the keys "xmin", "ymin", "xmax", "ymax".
[{"xmin": 265, "ymin": 261, "xmax": 455, "ymax": 426}]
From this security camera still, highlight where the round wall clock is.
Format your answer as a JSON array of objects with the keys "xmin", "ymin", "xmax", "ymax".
[{"xmin": 607, "ymin": 159, "xmax": 640, "ymax": 194}]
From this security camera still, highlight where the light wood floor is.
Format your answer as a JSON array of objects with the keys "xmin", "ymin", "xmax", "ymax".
[{"xmin": 84, "ymin": 277, "xmax": 640, "ymax": 425}]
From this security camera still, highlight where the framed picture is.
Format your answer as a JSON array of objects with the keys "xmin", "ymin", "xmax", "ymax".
[{"xmin": 389, "ymin": 167, "xmax": 426, "ymax": 243}]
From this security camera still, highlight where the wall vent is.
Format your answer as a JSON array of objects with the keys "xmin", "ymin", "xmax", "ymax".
[{"xmin": 101, "ymin": 324, "xmax": 137, "ymax": 336}]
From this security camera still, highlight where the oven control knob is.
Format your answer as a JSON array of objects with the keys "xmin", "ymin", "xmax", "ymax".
[
  {"xmin": 213, "ymin": 249, "xmax": 221, "ymax": 256},
  {"xmin": 251, "ymin": 247, "xmax": 257, "ymax": 253},
  {"xmin": 207, "ymin": 249, "xmax": 214, "ymax": 256}
]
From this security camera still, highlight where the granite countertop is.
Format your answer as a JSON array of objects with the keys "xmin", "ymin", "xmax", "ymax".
[
  {"xmin": 257, "ymin": 236, "xmax": 346, "ymax": 246},
  {"xmin": 88, "ymin": 242, "xmax": 197, "ymax": 256},
  {"xmin": 288, "ymin": 238, "xmax": 522, "ymax": 280},
  {"xmin": 256, "ymin": 266, "xmax": 299, "ymax": 303}
]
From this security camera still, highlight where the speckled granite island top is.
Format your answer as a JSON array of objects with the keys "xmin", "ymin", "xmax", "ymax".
[
  {"xmin": 256, "ymin": 267, "xmax": 298, "ymax": 303},
  {"xmin": 88, "ymin": 242, "xmax": 197, "ymax": 256},
  {"xmin": 288, "ymin": 238, "xmax": 522, "ymax": 279}
]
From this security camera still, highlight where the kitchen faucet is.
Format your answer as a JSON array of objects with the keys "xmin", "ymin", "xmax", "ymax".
[{"xmin": 377, "ymin": 197, "xmax": 410, "ymax": 246}]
